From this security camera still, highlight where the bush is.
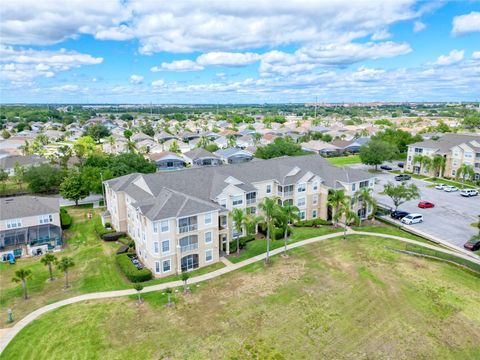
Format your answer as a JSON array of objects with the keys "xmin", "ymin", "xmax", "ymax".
[
  {"xmin": 60, "ymin": 208, "xmax": 72, "ymax": 229},
  {"xmin": 101, "ymin": 232, "xmax": 126, "ymax": 241},
  {"xmin": 258, "ymin": 223, "xmax": 290, "ymax": 239},
  {"xmin": 116, "ymin": 254, "xmax": 152, "ymax": 282},
  {"xmin": 294, "ymin": 218, "xmax": 332, "ymax": 227},
  {"xmin": 104, "ymin": 222, "xmax": 111, "ymax": 228},
  {"xmin": 94, "ymin": 218, "xmax": 113, "ymax": 237}
]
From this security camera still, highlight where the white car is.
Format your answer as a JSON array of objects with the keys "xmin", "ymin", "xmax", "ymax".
[
  {"xmin": 401, "ymin": 213, "xmax": 424, "ymax": 225},
  {"xmin": 444, "ymin": 185, "xmax": 458, "ymax": 192},
  {"xmin": 435, "ymin": 184, "xmax": 446, "ymax": 190},
  {"xmin": 460, "ymin": 189, "xmax": 479, "ymax": 197}
]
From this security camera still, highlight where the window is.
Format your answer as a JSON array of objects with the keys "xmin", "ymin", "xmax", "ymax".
[
  {"xmin": 162, "ymin": 239, "xmax": 170, "ymax": 254},
  {"xmin": 205, "ymin": 231, "xmax": 212, "ymax": 244},
  {"xmin": 297, "ymin": 197, "xmax": 306, "ymax": 207},
  {"xmin": 163, "ymin": 259, "xmax": 171, "ymax": 272},
  {"xmin": 205, "ymin": 249, "xmax": 213, "ymax": 262},
  {"xmin": 39, "ymin": 214, "xmax": 53, "ymax": 224},
  {"xmin": 153, "ymin": 221, "xmax": 158, "ymax": 233},
  {"xmin": 246, "ymin": 207, "xmax": 256, "ymax": 214},
  {"xmin": 232, "ymin": 195, "xmax": 243, "ymax": 206},
  {"xmin": 359, "ymin": 180, "xmax": 369, "ymax": 188},
  {"xmin": 297, "ymin": 183, "xmax": 306, "ymax": 192},
  {"xmin": 312, "ymin": 210, "xmax": 317, "ymax": 218},
  {"xmin": 220, "ymin": 199, "xmax": 227, "ymax": 208},
  {"xmin": 266, "ymin": 185, "xmax": 271, "ymax": 193},
  {"xmin": 352, "ymin": 183, "xmax": 356, "ymax": 191},
  {"xmin": 6, "ymin": 219, "xmax": 22, "ymax": 229},
  {"xmin": 313, "ymin": 182, "xmax": 318, "ymax": 191},
  {"xmin": 204, "ymin": 212, "xmax": 212, "ymax": 225},
  {"xmin": 312, "ymin": 195, "xmax": 318, "ymax": 205},
  {"xmin": 300, "ymin": 211, "xmax": 306, "ymax": 220},
  {"xmin": 160, "ymin": 220, "xmax": 169, "ymax": 233},
  {"xmin": 155, "ymin": 261, "xmax": 160, "ymax": 274},
  {"xmin": 153, "ymin": 241, "xmax": 159, "ymax": 254}
]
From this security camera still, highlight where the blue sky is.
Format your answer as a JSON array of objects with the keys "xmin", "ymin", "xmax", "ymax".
[{"xmin": 1, "ymin": 1, "xmax": 479, "ymax": 103}]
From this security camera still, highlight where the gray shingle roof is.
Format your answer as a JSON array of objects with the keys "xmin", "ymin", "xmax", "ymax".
[
  {"xmin": 0, "ymin": 196, "xmax": 59, "ymax": 220},
  {"xmin": 0, "ymin": 155, "xmax": 48, "ymax": 169},
  {"xmin": 184, "ymin": 148, "xmax": 219, "ymax": 161},
  {"xmin": 409, "ymin": 133, "xmax": 480, "ymax": 153}
]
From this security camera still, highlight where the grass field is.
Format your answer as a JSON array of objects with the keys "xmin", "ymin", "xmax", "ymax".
[
  {"xmin": 2, "ymin": 235, "xmax": 479, "ymax": 360},
  {"xmin": 325, "ymin": 155, "xmax": 361, "ymax": 167}
]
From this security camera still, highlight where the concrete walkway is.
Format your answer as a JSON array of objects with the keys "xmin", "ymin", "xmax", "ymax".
[{"xmin": 0, "ymin": 230, "xmax": 478, "ymax": 354}]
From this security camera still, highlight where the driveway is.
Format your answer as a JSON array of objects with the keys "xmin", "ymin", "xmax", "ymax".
[{"xmin": 359, "ymin": 167, "xmax": 480, "ymax": 248}]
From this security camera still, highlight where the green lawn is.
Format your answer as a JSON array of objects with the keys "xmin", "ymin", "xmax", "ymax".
[
  {"xmin": 426, "ymin": 177, "xmax": 479, "ymax": 190},
  {"xmin": 227, "ymin": 226, "xmax": 342, "ymax": 263},
  {"xmin": 352, "ymin": 223, "xmax": 437, "ymax": 245},
  {"xmin": 325, "ymin": 155, "xmax": 361, "ymax": 167},
  {"xmin": 3, "ymin": 235, "xmax": 479, "ymax": 359}
]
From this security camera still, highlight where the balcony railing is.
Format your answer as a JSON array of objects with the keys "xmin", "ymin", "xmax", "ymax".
[
  {"xmin": 178, "ymin": 224, "xmax": 198, "ymax": 233},
  {"xmin": 246, "ymin": 198, "xmax": 256, "ymax": 205},
  {"xmin": 181, "ymin": 242, "xmax": 198, "ymax": 253},
  {"xmin": 283, "ymin": 191, "xmax": 293, "ymax": 197}
]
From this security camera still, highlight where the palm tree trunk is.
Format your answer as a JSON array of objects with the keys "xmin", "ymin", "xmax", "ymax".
[
  {"xmin": 265, "ymin": 225, "xmax": 270, "ymax": 264},
  {"xmin": 283, "ymin": 226, "xmax": 288, "ymax": 256},
  {"xmin": 22, "ymin": 280, "xmax": 28, "ymax": 300},
  {"xmin": 236, "ymin": 234, "xmax": 240, "ymax": 256},
  {"xmin": 65, "ymin": 271, "xmax": 69, "ymax": 288},
  {"xmin": 167, "ymin": 293, "xmax": 171, "ymax": 306},
  {"xmin": 48, "ymin": 263, "xmax": 53, "ymax": 281},
  {"xmin": 343, "ymin": 223, "xmax": 347, "ymax": 240}
]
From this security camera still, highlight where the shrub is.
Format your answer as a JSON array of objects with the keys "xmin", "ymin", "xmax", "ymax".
[
  {"xmin": 294, "ymin": 218, "xmax": 332, "ymax": 227},
  {"xmin": 94, "ymin": 218, "xmax": 113, "ymax": 238},
  {"xmin": 116, "ymin": 254, "xmax": 152, "ymax": 282},
  {"xmin": 101, "ymin": 232, "xmax": 126, "ymax": 241},
  {"xmin": 257, "ymin": 223, "xmax": 290, "ymax": 239},
  {"xmin": 60, "ymin": 208, "xmax": 72, "ymax": 229},
  {"xmin": 104, "ymin": 222, "xmax": 111, "ymax": 228}
]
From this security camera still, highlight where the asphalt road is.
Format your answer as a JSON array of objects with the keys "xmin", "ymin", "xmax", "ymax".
[{"xmin": 350, "ymin": 163, "xmax": 479, "ymax": 248}]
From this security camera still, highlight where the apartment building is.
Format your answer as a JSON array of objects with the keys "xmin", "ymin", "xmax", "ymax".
[
  {"xmin": 0, "ymin": 196, "xmax": 62, "ymax": 261},
  {"xmin": 406, "ymin": 134, "xmax": 480, "ymax": 180},
  {"xmin": 104, "ymin": 155, "xmax": 375, "ymax": 278}
]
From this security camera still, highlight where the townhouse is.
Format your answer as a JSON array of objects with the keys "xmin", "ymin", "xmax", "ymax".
[
  {"xmin": 405, "ymin": 133, "xmax": 480, "ymax": 180},
  {"xmin": 0, "ymin": 196, "xmax": 62, "ymax": 261},
  {"xmin": 104, "ymin": 155, "xmax": 375, "ymax": 277}
]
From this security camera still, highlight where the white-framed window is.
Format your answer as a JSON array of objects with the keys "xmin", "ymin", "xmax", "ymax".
[
  {"xmin": 297, "ymin": 197, "xmax": 306, "ymax": 207},
  {"xmin": 300, "ymin": 211, "xmax": 306, "ymax": 220},
  {"xmin": 232, "ymin": 195, "xmax": 243, "ymax": 206},
  {"xmin": 5, "ymin": 219, "xmax": 22, "ymax": 229},
  {"xmin": 153, "ymin": 241, "xmax": 159, "ymax": 254},
  {"xmin": 352, "ymin": 183, "xmax": 356, "ymax": 191},
  {"xmin": 155, "ymin": 261, "xmax": 160, "ymax": 274},
  {"xmin": 313, "ymin": 182, "xmax": 318, "ymax": 191},
  {"xmin": 163, "ymin": 259, "xmax": 171, "ymax": 273},
  {"xmin": 161, "ymin": 239, "xmax": 170, "ymax": 254},
  {"xmin": 205, "ymin": 249, "xmax": 213, "ymax": 262},
  {"xmin": 297, "ymin": 183, "xmax": 306, "ymax": 192},
  {"xmin": 204, "ymin": 212, "xmax": 212, "ymax": 225},
  {"xmin": 160, "ymin": 220, "xmax": 169, "ymax": 233},
  {"xmin": 312, "ymin": 210, "xmax": 317, "ymax": 218},
  {"xmin": 220, "ymin": 199, "xmax": 227, "ymax": 208},
  {"xmin": 312, "ymin": 195, "xmax": 318, "ymax": 205},
  {"xmin": 205, "ymin": 231, "xmax": 212, "ymax": 244},
  {"xmin": 153, "ymin": 221, "xmax": 158, "ymax": 233},
  {"xmin": 266, "ymin": 185, "xmax": 271, "ymax": 193},
  {"xmin": 39, "ymin": 214, "xmax": 53, "ymax": 224}
]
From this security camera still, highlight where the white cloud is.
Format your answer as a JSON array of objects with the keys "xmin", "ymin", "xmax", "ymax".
[
  {"xmin": 413, "ymin": 21, "xmax": 426, "ymax": 32},
  {"xmin": 452, "ymin": 11, "xmax": 480, "ymax": 36},
  {"xmin": 371, "ymin": 29, "xmax": 391, "ymax": 41},
  {"xmin": 151, "ymin": 79, "xmax": 165, "ymax": 87},
  {"xmin": 151, "ymin": 60, "xmax": 204, "ymax": 72},
  {"xmin": 50, "ymin": 84, "xmax": 80, "ymax": 92},
  {"xmin": 434, "ymin": 49, "xmax": 464, "ymax": 66},
  {"xmin": 196, "ymin": 52, "xmax": 262, "ymax": 66},
  {"xmin": 472, "ymin": 51, "xmax": 480, "ymax": 60},
  {"xmin": 129, "ymin": 74, "xmax": 144, "ymax": 84}
]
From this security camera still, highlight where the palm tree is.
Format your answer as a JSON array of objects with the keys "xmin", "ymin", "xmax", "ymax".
[
  {"xmin": 413, "ymin": 154, "xmax": 431, "ymax": 175},
  {"xmin": 231, "ymin": 208, "xmax": 245, "ymax": 256},
  {"xmin": 41, "ymin": 253, "xmax": 57, "ymax": 281},
  {"xmin": 456, "ymin": 164, "xmax": 475, "ymax": 188},
  {"xmin": 252, "ymin": 132, "xmax": 262, "ymax": 146},
  {"xmin": 278, "ymin": 203, "xmax": 300, "ymax": 257},
  {"xmin": 335, "ymin": 199, "xmax": 360, "ymax": 240},
  {"xmin": 244, "ymin": 213, "xmax": 263, "ymax": 236},
  {"xmin": 258, "ymin": 197, "xmax": 279, "ymax": 264},
  {"xmin": 354, "ymin": 187, "xmax": 377, "ymax": 226},
  {"xmin": 431, "ymin": 155, "xmax": 445, "ymax": 178},
  {"xmin": 12, "ymin": 268, "xmax": 32, "ymax": 300},
  {"xmin": 127, "ymin": 140, "xmax": 137, "ymax": 154},
  {"xmin": 197, "ymin": 136, "xmax": 210, "ymax": 149},
  {"xmin": 57, "ymin": 257, "xmax": 75, "ymax": 288},
  {"xmin": 227, "ymin": 134, "xmax": 237, "ymax": 148},
  {"xmin": 327, "ymin": 189, "xmax": 346, "ymax": 227}
]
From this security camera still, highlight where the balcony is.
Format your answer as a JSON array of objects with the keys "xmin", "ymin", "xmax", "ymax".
[
  {"xmin": 181, "ymin": 242, "xmax": 199, "ymax": 253},
  {"xmin": 283, "ymin": 191, "xmax": 293, "ymax": 197},
  {"xmin": 178, "ymin": 216, "xmax": 198, "ymax": 233},
  {"xmin": 246, "ymin": 198, "xmax": 256, "ymax": 205},
  {"xmin": 178, "ymin": 224, "xmax": 198, "ymax": 233}
]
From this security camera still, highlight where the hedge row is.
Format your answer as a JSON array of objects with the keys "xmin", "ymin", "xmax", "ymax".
[
  {"xmin": 293, "ymin": 219, "xmax": 332, "ymax": 227},
  {"xmin": 258, "ymin": 223, "xmax": 291, "ymax": 240},
  {"xmin": 102, "ymin": 232, "xmax": 126, "ymax": 241},
  {"xmin": 94, "ymin": 218, "xmax": 114, "ymax": 238},
  {"xmin": 229, "ymin": 235, "xmax": 256, "ymax": 253},
  {"xmin": 60, "ymin": 208, "xmax": 72, "ymax": 229},
  {"xmin": 116, "ymin": 254, "xmax": 152, "ymax": 282}
]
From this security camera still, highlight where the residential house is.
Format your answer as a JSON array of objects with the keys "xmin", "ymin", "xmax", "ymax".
[
  {"xmin": 184, "ymin": 148, "xmax": 222, "ymax": 167},
  {"xmin": 301, "ymin": 140, "xmax": 341, "ymax": 156},
  {"xmin": 0, "ymin": 196, "xmax": 62, "ymax": 261},
  {"xmin": 0, "ymin": 155, "xmax": 49, "ymax": 175},
  {"xmin": 149, "ymin": 151, "xmax": 187, "ymax": 170},
  {"xmin": 215, "ymin": 148, "xmax": 253, "ymax": 164},
  {"xmin": 330, "ymin": 137, "xmax": 370, "ymax": 153}
]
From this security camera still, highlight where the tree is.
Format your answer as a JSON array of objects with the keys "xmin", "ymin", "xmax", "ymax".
[
  {"xmin": 123, "ymin": 129, "xmax": 133, "ymax": 140},
  {"xmin": 334, "ymin": 199, "xmax": 359, "ymax": 240},
  {"xmin": 120, "ymin": 113, "xmax": 134, "ymax": 121},
  {"xmin": 456, "ymin": 164, "xmax": 475, "ymax": 188},
  {"xmin": 13, "ymin": 161, "xmax": 25, "ymax": 190},
  {"xmin": 12, "ymin": 268, "xmax": 32, "ymax": 300},
  {"xmin": 231, "ymin": 208, "xmax": 245, "ymax": 256},
  {"xmin": 354, "ymin": 187, "xmax": 377, "ymax": 226},
  {"xmin": 57, "ymin": 257, "xmax": 75, "ymax": 288},
  {"xmin": 277, "ymin": 203, "xmax": 300, "ymax": 257},
  {"xmin": 165, "ymin": 287, "xmax": 173, "ymax": 307},
  {"xmin": 258, "ymin": 197, "xmax": 279, "ymax": 264},
  {"xmin": 412, "ymin": 154, "xmax": 431, "ymax": 174},
  {"xmin": 73, "ymin": 136, "xmax": 96, "ymax": 160},
  {"xmin": 1, "ymin": 129, "xmax": 11, "ymax": 139},
  {"xmin": 197, "ymin": 136, "xmax": 210, "ymax": 149},
  {"xmin": 381, "ymin": 182, "xmax": 420, "ymax": 211},
  {"xmin": 359, "ymin": 140, "xmax": 398, "ymax": 170},
  {"xmin": 126, "ymin": 140, "xmax": 137, "ymax": 153},
  {"xmin": 328, "ymin": 189, "xmax": 347, "ymax": 227},
  {"xmin": 181, "ymin": 272, "xmax": 190, "ymax": 294},
  {"xmin": 255, "ymin": 137, "xmax": 306, "ymax": 159},
  {"xmin": 57, "ymin": 145, "xmax": 72, "ymax": 169},
  {"xmin": 0, "ymin": 167, "xmax": 8, "ymax": 191},
  {"xmin": 140, "ymin": 124, "xmax": 155, "ymax": 137},
  {"xmin": 372, "ymin": 128, "xmax": 422, "ymax": 153},
  {"xmin": 169, "ymin": 140, "xmax": 180, "ymax": 153},
  {"xmin": 23, "ymin": 164, "xmax": 64, "ymax": 193},
  {"xmin": 226, "ymin": 135, "xmax": 237, "ymax": 148},
  {"xmin": 41, "ymin": 253, "xmax": 57, "ymax": 281},
  {"xmin": 60, "ymin": 169, "xmax": 90, "ymax": 206},
  {"xmin": 430, "ymin": 155, "xmax": 446, "ymax": 178},
  {"xmin": 133, "ymin": 283, "xmax": 144, "ymax": 304},
  {"xmin": 463, "ymin": 112, "xmax": 480, "ymax": 128}
]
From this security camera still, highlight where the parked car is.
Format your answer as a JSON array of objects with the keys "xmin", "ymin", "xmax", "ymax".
[
  {"xmin": 401, "ymin": 213, "xmax": 424, "ymax": 225},
  {"xmin": 418, "ymin": 201, "xmax": 435, "ymax": 208},
  {"xmin": 395, "ymin": 174, "xmax": 411, "ymax": 181},
  {"xmin": 460, "ymin": 189, "xmax": 479, "ymax": 197},
  {"xmin": 380, "ymin": 165, "xmax": 393, "ymax": 171},
  {"xmin": 463, "ymin": 238, "xmax": 480, "ymax": 251},
  {"xmin": 390, "ymin": 210, "xmax": 409, "ymax": 220},
  {"xmin": 443, "ymin": 185, "xmax": 458, "ymax": 192},
  {"xmin": 397, "ymin": 162, "xmax": 404, "ymax": 168},
  {"xmin": 435, "ymin": 184, "xmax": 446, "ymax": 190}
]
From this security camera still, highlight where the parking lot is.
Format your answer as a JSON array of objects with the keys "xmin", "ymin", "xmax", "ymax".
[{"xmin": 370, "ymin": 170, "xmax": 479, "ymax": 248}]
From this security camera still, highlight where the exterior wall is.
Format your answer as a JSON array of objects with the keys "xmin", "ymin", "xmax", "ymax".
[{"xmin": 0, "ymin": 212, "xmax": 60, "ymax": 231}]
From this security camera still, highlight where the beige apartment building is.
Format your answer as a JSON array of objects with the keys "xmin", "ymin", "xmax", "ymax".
[
  {"xmin": 406, "ymin": 134, "xmax": 480, "ymax": 180},
  {"xmin": 104, "ymin": 155, "xmax": 375, "ymax": 277}
]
